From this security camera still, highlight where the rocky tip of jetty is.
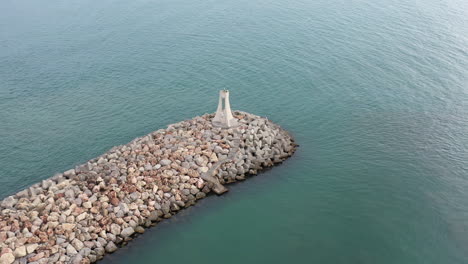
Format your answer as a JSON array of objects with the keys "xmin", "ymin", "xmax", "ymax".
[{"xmin": 0, "ymin": 111, "xmax": 296, "ymax": 264}]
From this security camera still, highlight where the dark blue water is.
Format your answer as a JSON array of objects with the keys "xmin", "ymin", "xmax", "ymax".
[{"xmin": 1, "ymin": 0, "xmax": 467, "ymax": 263}]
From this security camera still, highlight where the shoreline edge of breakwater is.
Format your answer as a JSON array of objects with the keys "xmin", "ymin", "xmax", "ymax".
[{"xmin": 0, "ymin": 111, "xmax": 296, "ymax": 264}]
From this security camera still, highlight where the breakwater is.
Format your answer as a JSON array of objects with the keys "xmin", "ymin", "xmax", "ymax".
[{"xmin": 0, "ymin": 111, "xmax": 296, "ymax": 264}]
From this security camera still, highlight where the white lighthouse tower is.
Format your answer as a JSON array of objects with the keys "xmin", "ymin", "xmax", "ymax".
[{"xmin": 212, "ymin": 90, "xmax": 238, "ymax": 128}]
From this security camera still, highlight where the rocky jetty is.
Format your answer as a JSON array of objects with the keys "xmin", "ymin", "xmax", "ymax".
[{"xmin": 0, "ymin": 111, "xmax": 296, "ymax": 264}]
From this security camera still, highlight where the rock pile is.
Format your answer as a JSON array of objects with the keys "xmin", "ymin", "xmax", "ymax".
[{"xmin": 0, "ymin": 111, "xmax": 296, "ymax": 264}]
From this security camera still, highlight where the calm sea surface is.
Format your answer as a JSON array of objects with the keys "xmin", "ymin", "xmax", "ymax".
[{"xmin": 1, "ymin": 0, "xmax": 467, "ymax": 263}]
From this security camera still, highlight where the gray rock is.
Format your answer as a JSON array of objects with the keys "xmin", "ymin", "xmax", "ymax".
[
  {"xmin": 184, "ymin": 155, "xmax": 193, "ymax": 162},
  {"xmin": 115, "ymin": 210, "xmax": 124, "ymax": 218},
  {"xmin": 84, "ymin": 241, "xmax": 95, "ymax": 249},
  {"xmin": 159, "ymin": 159, "xmax": 171, "ymax": 166},
  {"xmin": 196, "ymin": 192, "xmax": 206, "ymax": 199},
  {"xmin": 64, "ymin": 189, "xmax": 75, "ymax": 199},
  {"xmin": 79, "ymin": 247, "xmax": 91, "ymax": 257},
  {"xmin": 214, "ymin": 146, "xmax": 223, "ymax": 153},
  {"xmin": 107, "ymin": 233, "xmax": 116, "ymax": 242},
  {"xmin": 67, "ymin": 243, "xmax": 78, "ymax": 255},
  {"xmin": 107, "ymin": 153, "xmax": 118, "ymax": 160},
  {"xmin": 171, "ymin": 203, "xmax": 180, "ymax": 211},
  {"xmin": 195, "ymin": 156, "xmax": 207, "ymax": 166},
  {"xmin": 94, "ymin": 247, "xmax": 105, "ymax": 257},
  {"xmin": 41, "ymin": 179, "xmax": 53, "ymax": 189},
  {"xmin": 120, "ymin": 227, "xmax": 134, "ymax": 238},
  {"xmin": 71, "ymin": 238, "xmax": 84, "ymax": 251},
  {"xmin": 52, "ymin": 173, "xmax": 65, "ymax": 183},
  {"xmin": 76, "ymin": 212, "xmax": 87, "ymax": 222},
  {"xmin": 74, "ymin": 197, "xmax": 82, "ymax": 206},
  {"xmin": 1, "ymin": 196, "xmax": 17, "ymax": 208},
  {"xmin": 88, "ymin": 254, "xmax": 97, "ymax": 262},
  {"xmin": 97, "ymin": 237, "xmax": 107, "ymax": 247},
  {"xmin": 105, "ymin": 241, "xmax": 117, "ymax": 253},
  {"xmin": 75, "ymin": 163, "xmax": 91, "ymax": 173},
  {"xmin": 129, "ymin": 192, "xmax": 140, "ymax": 201},
  {"xmin": 144, "ymin": 164, "xmax": 153, "ymax": 171},
  {"xmin": 49, "ymin": 254, "xmax": 60, "ymax": 263},
  {"xmin": 63, "ymin": 169, "xmax": 76, "ymax": 177},
  {"xmin": 15, "ymin": 189, "xmax": 29, "ymax": 198},
  {"xmin": 148, "ymin": 211, "xmax": 160, "ymax": 222},
  {"xmin": 70, "ymin": 254, "xmax": 83, "ymax": 264},
  {"xmin": 190, "ymin": 188, "xmax": 199, "ymax": 195},
  {"xmin": 110, "ymin": 224, "xmax": 121, "ymax": 235},
  {"xmin": 115, "ymin": 236, "xmax": 124, "ymax": 244}
]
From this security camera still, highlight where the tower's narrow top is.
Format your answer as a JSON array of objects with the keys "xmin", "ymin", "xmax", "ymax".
[{"xmin": 212, "ymin": 90, "xmax": 238, "ymax": 128}]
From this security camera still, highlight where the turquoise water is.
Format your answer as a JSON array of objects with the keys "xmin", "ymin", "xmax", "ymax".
[{"xmin": 1, "ymin": 0, "xmax": 467, "ymax": 263}]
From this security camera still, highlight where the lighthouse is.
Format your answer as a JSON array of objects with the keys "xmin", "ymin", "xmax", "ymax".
[{"xmin": 212, "ymin": 90, "xmax": 238, "ymax": 128}]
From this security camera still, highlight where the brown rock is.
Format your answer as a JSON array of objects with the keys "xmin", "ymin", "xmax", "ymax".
[
  {"xmin": 134, "ymin": 226, "xmax": 145, "ymax": 234},
  {"xmin": 90, "ymin": 207, "xmax": 99, "ymax": 214},
  {"xmin": 28, "ymin": 252, "xmax": 44, "ymax": 262},
  {"xmin": 0, "ymin": 232, "xmax": 6, "ymax": 243},
  {"xmin": 62, "ymin": 223, "xmax": 76, "ymax": 231},
  {"xmin": 110, "ymin": 198, "xmax": 119, "ymax": 206}
]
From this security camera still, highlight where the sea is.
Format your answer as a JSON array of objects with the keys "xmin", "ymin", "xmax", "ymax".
[{"xmin": 1, "ymin": 0, "xmax": 467, "ymax": 263}]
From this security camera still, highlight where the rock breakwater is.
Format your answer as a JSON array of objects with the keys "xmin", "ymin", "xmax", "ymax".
[{"xmin": 0, "ymin": 111, "xmax": 296, "ymax": 264}]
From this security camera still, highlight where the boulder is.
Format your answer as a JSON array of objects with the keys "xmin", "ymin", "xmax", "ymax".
[
  {"xmin": 71, "ymin": 238, "xmax": 84, "ymax": 251},
  {"xmin": 195, "ymin": 156, "xmax": 208, "ymax": 167},
  {"xmin": 0, "ymin": 252, "xmax": 15, "ymax": 264},
  {"xmin": 214, "ymin": 146, "xmax": 223, "ymax": 153},
  {"xmin": 62, "ymin": 223, "xmax": 75, "ymax": 231},
  {"xmin": 64, "ymin": 189, "xmax": 75, "ymax": 199},
  {"xmin": 15, "ymin": 190, "xmax": 29, "ymax": 199},
  {"xmin": 110, "ymin": 224, "xmax": 121, "ymax": 236},
  {"xmin": 159, "ymin": 159, "xmax": 171, "ymax": 166},
  {"xmin": 196, "ymin": 192, "xmax": 206, "ymax": 199},
  {"xmin": 1, "ymin": 196, "xmax": 17, "ymax": 208},
  {"xmin": 105, "ymin": 242, "xmax": 117, "ymax": 253},
  {"xmin": 110, "ymin": 198, "xmax": 120, "ymax": 206},
  {"xmin": 134, "ymin": 226, "xmax": 145, "ymax": 234},
  {"xmin": 94, "ymin": 247, "xmax": 105, "ymax": 256},
  {"xmin": 26, "ymin": 243, "xmax": 38, "ymax": 254},
  {"xmin": 148, "ymin": 211, "xmax": 160, "ymax": 222},
  {"xmin": 70, "ymin": 254, "xmax": 82, "ymax": 264},
  {"xmin": 67, "ymin": 244, "xmax": 78, "ymax": 255},
  {"xmin": 28, "ymin": 252, "xmax": 44, "ymax": 262},
  {"xmin": 210, "ymin": 153, "xmax": 218, "ymax": 162},
  {"xmin": 120, "ymin": 227, "xmax": 134, "ymax": 238},
  {"xmin": 13, "ymin": 246, "xmax": 26, "ymax": 258},
  {"xmin": 63, "ymin": 169, "xmax": 76, "ymax": 177},
  {"xmin": 76, "ymin": 212, "xmax": 87, "ymax": 222}
]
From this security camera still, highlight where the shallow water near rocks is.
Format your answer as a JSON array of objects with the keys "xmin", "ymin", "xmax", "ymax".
[{"xmin": 1, "ymin": 0, "xmax": 468, "ymax": 263}]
